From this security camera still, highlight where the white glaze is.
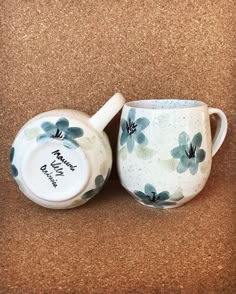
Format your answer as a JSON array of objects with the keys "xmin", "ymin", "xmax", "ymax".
[
  {"xmin": 117, "ymin": 99, "xmax": 227, "ymax": 209},
  {"xmin": 11, "ymin": 93, "xmax": 125, "ymax": 209}
]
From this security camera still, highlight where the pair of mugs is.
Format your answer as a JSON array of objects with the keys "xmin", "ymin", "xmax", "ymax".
[{"xmin": 11, "ymin": 93, "xmax": 227, "ymax": 209}]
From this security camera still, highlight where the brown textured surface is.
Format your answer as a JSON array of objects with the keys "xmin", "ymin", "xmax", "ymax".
[
  {"xmin": 0, "ymin": 0, "xmax": 236, "ymax": 292},
  {"xmin": 0, "ymin": 180, "xmax": 236, "ymax": 292}
]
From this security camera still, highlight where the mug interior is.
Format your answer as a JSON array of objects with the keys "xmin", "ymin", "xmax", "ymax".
[{"xmin": 126, "ymin": 99, "xmax": 205, "ymax": 110}]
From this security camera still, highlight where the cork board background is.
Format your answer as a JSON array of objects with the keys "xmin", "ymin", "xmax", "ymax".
[
  {"xmin": 0, "ymin": 0, "xmax": 236, "ymax": 181},
  {"xmin": 0, "ymin": 1, "xmax": 236, "ymax": 292}
]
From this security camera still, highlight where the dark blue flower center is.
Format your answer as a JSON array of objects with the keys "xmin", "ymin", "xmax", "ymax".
[
  {"xmin": 52, "ymin": 129, "xmax": 64, "ymax": 140},
  {"xmin": 185, "ymin": 143, "xmax": 197, "ymax": 159},
  {"xmin": 147, "ymin": 192, "xmax": 160, "ymax": 202},
  {"xmin": 126, "ymin": 119, "xmax": 137, "ymax": 135}
]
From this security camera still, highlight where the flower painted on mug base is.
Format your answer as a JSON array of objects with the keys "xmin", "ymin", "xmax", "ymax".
[
  {"xmin": 134, "ymin": 184, "xmax": 178, "ymax": 208},
  {"xmin": 10, "ymin": 147, "xmax": 18, "ymax": 177},
  {"xmin": 37, "ymin": 117, "xmax": 84, "ymax": 149},
  {"xmin": 120, "ymin": 108, "xmax": 150, "ymax": 153},
  {"xmin": 171, "ymin": 131, "xmax": 206, "ymax": 175},
  {"xmin": 81, "ymin": 168, "xmax": 111, "ymax": 201},
  {"xmin": 81, "ymin": 175, "xmax": 104, "ymax": 200}
]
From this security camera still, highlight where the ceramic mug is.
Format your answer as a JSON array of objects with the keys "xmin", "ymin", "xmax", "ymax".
[
  {"xmin": 117, "ymin": 99, "xmax": 227, "ymax": 208},
  {"xmin": 10, "ymin": 93, "xmax": 125, "ymax": 209}
]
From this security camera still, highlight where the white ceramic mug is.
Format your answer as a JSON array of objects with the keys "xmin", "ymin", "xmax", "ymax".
[
  {"xmin": 10, "ymin": 93, "xmax": 125, "ymax": 209},
  {"xmin": 117, "ymin": 99, "xmax": 227, "ymax": 208}
]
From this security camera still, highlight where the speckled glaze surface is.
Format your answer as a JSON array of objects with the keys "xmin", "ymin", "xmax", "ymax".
[
  {"xmin": 117, "ymin": 99, "xmax": 227, "ymax": 208},
  {"xmin": 10, "ymin": 93, "xmax": 125, "ymax": 209}
]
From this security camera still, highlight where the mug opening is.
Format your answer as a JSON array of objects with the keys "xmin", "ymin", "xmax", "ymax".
[{"xmin": 126, "ymin": 99, "xmax": 206, "ymax": 110}]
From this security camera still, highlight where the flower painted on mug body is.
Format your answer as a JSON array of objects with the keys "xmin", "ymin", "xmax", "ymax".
[
  {"xmin": 134, "ymin": 184, "xmax": 181, "ymax": 208},
  {"xmin": 10, "ymin": 147, "xmax": 18, "ymax": 177},
  {"xmin": 37, "ymin": 117, "xmax": 84, "ymax": 149},
  {"xmin": 120, "ymin": 108, "xmax": 150, "ymax": 153},
  {"xmin": 171, "ymin": 131, "xmax": 206, "ymax": 175},
  {"xmin": 134, "ymin": 184, "xmax": 184, "ymax": 208}
]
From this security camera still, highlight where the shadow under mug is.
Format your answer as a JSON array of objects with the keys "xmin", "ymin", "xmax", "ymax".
[{"xmin": 117, "ymin": 99, "xmax": 227, "ymax": 209}]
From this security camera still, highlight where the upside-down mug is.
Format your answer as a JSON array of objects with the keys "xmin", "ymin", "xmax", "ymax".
[
  {"xmin": 10, "ymin": 93, "xmax": 125, "ymax": 209},
  {"xmin": 117, "ymin": 99, "xmax": 227, "ymax": 208}
]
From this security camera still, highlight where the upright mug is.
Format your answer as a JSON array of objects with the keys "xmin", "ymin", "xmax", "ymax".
[{"xmin": 117, "ymin": 99, "xmax": 227, "ymax": 208}]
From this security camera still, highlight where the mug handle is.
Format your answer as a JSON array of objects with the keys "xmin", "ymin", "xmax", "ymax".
[{"xmin": 208, "ymin": 108, "xmax": 228, "ymax": 156}]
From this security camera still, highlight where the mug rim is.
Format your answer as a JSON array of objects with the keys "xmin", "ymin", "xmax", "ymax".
[{"xmin": 125, "ymin": 99, "xmax": 207, "ymax": 110}]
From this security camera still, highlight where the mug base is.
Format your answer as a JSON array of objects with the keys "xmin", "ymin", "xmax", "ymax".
[{"xmin": 134, "ymin": 198, "xmax": 185, "ymax": 209}]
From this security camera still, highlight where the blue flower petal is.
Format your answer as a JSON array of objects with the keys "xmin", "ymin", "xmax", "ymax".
[
  {"xmin": 127, "ymin": 136, "xmax": 135, "ymax": 153},
  {"xmin": 120, "ymin": 128, "xmax": 128, "ymax": 145},
  {"xmin": 56, "ymin": 117, "xmax": 69, "ymax": 131},
  {"xmin": 180, "ymin": 154, "xmax": 190, "ymax": 168},
  {"xmin": 135, "ymin": 118, "xmax": 150, "ymax": 131},
  {"xmin": 179, "ymin": 131, "xmax": 190, "ymax": 146},
  {"xmin": 37, "ymin": 134, "xmax": 51, "ymax": 143},
  {"xmin": 192, "ymin": 132, "xmax": 202, "ymax": 148},
  {"xmin": 144, "ymin": 184, "xmax": 157, "ymax": 196},
  {"xmin": 134, "ymin": 191, "xmax": 146, "ymax": 199},
  {"xmin": 82, "ymin": 189, "xmax": 96, "ymax": 199},
  {"xmin": 135, "ymin": 132, "xmax": 147, "ymax": 144},
  {"xmin": 189, "ymin": 161, "xmax": 198, "ymax": 175},
  {"xmin": 66, "ymin": 127, "xmax": 84, "ymax": 139},
  {"xmin": 121, "ymin": 119, "xmax": 127, "ymax": 131},
  {"xmin": 196, "ymin": 149, "xmax": 206, "ymax": 163},
  {"xmin": 63, "ymin": 139, "xmax": 79, "ymax": 149},
  {"xmin": 10, "ymin": 147, "xmax": 15, "ymax": 163},
  {"xmin": 157, "ymin": 191, "xmax": 170, "ymax": 200},
  {"xmin": 41, "ymin": 122, "xmax": 56, "ymax": 134},
  {"xmin": 176, "ymin": 161, "xmax": 188, "ymax": 173},
  {"xmin": 128, "ymin": 108, "xmax": 136, "ymax": 122},
  {"xmin": 95, "ymin": 175, "xmax": 105, "ymax": 189},
  {"xmin": 11, "ymin": 164, "xmax": 18, "ymax": 177},
  {"xmin": 171, "ymin": 145, "xmax": 187, "ymax": 159}
]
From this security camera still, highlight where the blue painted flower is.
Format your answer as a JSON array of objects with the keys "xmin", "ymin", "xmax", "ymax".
[
  {"xmin": 10, "ymin": 147, "xmax": 18, "ymax": 177},
  {"xmin": 81, "ymin": 169, "xmax": 111, "ymax": 200},
  {"xmin": 120, "ymin": 108, "xmax": 150, "ymax": 153},
  {"xmin": 171, "ymin": 131, "xmax": 206, "ymax": 175},
  {"xmin": 37, "ymin": 117, "xmax": 84, "ymax": 149},
  {"xmin": 134, "ymin": 184, "xmax": 176, "ymax": 207}
]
